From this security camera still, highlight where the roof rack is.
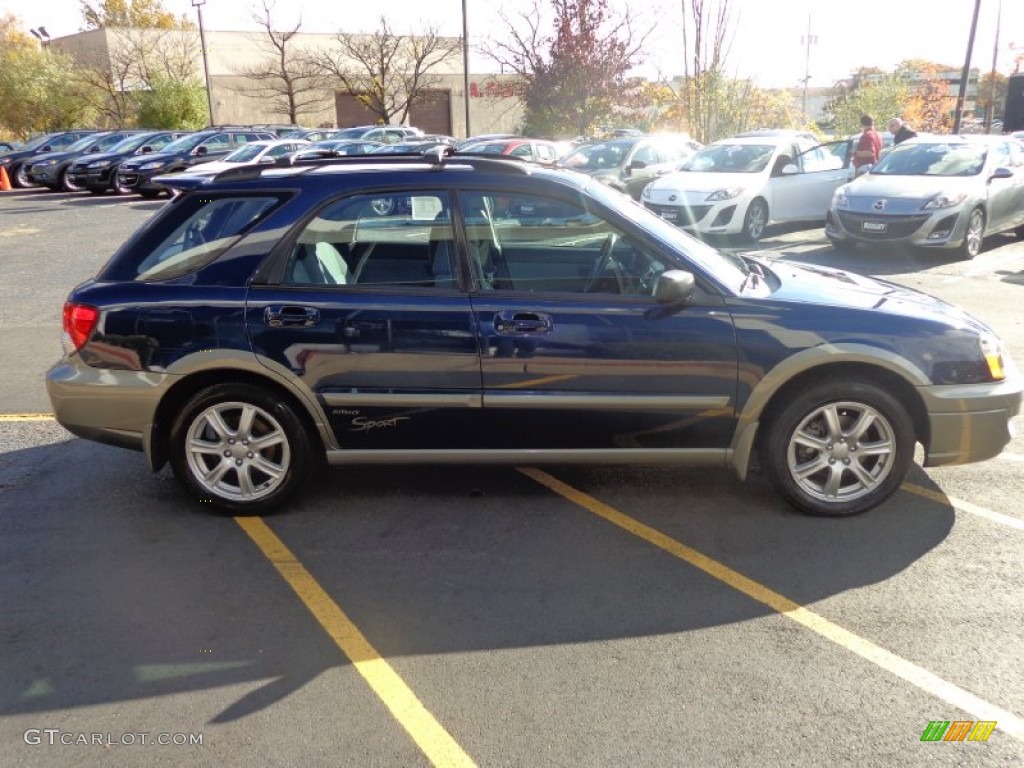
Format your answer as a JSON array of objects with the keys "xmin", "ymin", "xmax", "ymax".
[{"xmin": 212, "ymin": 149, "xmax": 537, "ymax": 184}]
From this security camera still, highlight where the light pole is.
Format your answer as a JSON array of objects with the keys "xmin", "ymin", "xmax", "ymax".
[
  {"xmin": 462, "ymin": 0, "xmax": 471, "ymax": 138},
  {"xmin": 30, "ymin": 27, "xmax": 51, "ymax": 50},
  {"xmin": 800, "ymin": 14, "xmax": 817, "ymax": 117},
  {"xmin": 952, "ymin": 0, "xmax": 982, "ymax": 134},
  {"xmin": 191, "ymin": 0, "xmax": 215, "ymax": 126}
]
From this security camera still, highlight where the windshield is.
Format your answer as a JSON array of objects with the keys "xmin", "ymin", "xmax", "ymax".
[
  {"xmin": 159, "ymin": 133, "xmax": 207, "ymax": 154},
  {"xmin": 334, "ymin": 127, "xmax": 370, "ymax": 139},
  {"xmin": 109, "ymin": 133, "xmax": 159, "ymax": 153},
  {"xmin": 586, "ymin": 182, "xmax": 750, "ymax": 294},
  {"xmin": 223, "ymin": 143, "xmax": 266, "ymax": 162},
  {"xmin": 680, "ymin": 143, "xmax": 775, "ymax": 173},
  {"xmin": 560, "ymin": 142, "xmax": 633, "ymax": 171},
  {"xmin": 66, "ymin": 135, "xmax": 101, "ymax": 152},
  {"xmin": 870, "ymin": 142, "xmax": 987, "ymax": 176}
]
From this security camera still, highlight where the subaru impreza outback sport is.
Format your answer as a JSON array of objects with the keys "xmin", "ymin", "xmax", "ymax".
[{"xmin": 46, "ymin": 150, "xmax": 1022, "ymax": 517}]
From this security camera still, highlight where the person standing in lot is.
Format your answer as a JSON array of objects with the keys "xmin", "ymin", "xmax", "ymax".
[
  {"xmin": 852, "ymin": 114, "xmax": 883, "ymax": 173},
  {"xmin": 887, "ymin": 117, "xmax": 918, "ymax": 144}
]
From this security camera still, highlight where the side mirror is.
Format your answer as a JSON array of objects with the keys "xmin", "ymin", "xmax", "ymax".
[
  {"xmin": 194, "ymin": 145, "xmax": 208, "ymax": 156},
  {"xmin": 140, "ymin": 145, "xmax": 153, "ymax": 154},
  {"xmin": 258, "ymin": 156, "xmax": 276, "ymax": 164},
  {"xmin": 629, "ymin": 159, "xmax": 647, "ymax": 170},
  {"xmin": 653, "ymin": 269, "xmax": 696, "ymax": 305},
  {"xmin": 781, "ymin": 163, "xmax": 799, "ymax": 175},
  {"xmin": 41, "ymin": 145, "xmax": 52, "ymax": 152},
  {"xmin": 88, "ymin": 146, "xmax": 101, "ymax": 153},
  {"xmin": 990, "ymin": 166, "xmax": 1013, "ymax": 181}
]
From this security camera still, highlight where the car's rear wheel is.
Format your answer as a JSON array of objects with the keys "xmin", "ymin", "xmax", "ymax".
[
  {"xmin": 170, "ymin": 384, "xmax": 312, "ymax": 515},
  {"xmin": 742, "ymin": 198, "xmax": 768, "ymax": 243},
  {"xmin": 958, "ymin": 207, "xmax": 985, "ymax": 260},
  {"xmin": 760, "ymin": 379, "xmax": 915, "ymax": 517},
  {"xmin": 60, "ymin": 168, "xmax": 81, "ymax": 192}
]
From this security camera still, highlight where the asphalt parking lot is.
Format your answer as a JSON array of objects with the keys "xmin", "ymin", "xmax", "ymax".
[{"xmin": 1, "ymin": 188, "xmax": 1023, "ymax": 767}]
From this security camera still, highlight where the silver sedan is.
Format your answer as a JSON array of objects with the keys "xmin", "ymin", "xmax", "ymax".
[{"xmin": 825, "ymin": 134, "xmax": 1024, "ymax": 258}]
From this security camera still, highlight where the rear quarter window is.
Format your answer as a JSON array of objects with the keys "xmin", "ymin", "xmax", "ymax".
[{"xmin": 100, "ymin": 195, "xmax": 282, "ymax": 282}]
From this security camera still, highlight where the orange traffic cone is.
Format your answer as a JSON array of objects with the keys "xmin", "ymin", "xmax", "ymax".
[{"xmin": 0, "ymin": 166, "xmax": 11, "ymax": 191}]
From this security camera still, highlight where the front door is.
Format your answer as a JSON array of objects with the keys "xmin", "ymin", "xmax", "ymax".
[
  {"xmin": 457, "ymin": 189, "xmax": 739, "ymax": 451},
  {"xmin": 248, "ymin": 189, "xmax": 483, "ymax": 450}
]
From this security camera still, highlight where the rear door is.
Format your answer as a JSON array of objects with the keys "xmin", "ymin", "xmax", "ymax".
[
  {"xmin": 248, "ymin": 188, "xmax": 483, "ymax": 451},
  {"xmin": 458, "ymin": 188, "xmax": 739, "ymax": 452}
]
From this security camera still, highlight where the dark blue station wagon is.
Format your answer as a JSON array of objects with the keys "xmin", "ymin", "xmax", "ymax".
[{"xmin": 46, "ymin": 151, "xmax": 1023, "ymax": 516}]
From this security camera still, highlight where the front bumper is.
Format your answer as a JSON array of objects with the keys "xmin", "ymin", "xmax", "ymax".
[
  {"xmin": 920, "ymin": 373, "xmax": 1023, "ymax": 466},
  {"xmin": 643, "ymin": 197, "xmax": 746, "ymax": 235},
  {"xmin": 826, "ymin": 204, "xmax": 971, "ymax": 248},
  {"xmin": 26, "ymin": 164, "xmax": 60, "ymax": 185},
  {"xmin": 115, "ymin": 167, "xmax": 170, "ymax": 192},
  {"xmin": 73, "ymin": 164, "xmax": 116, "ymax": 189}
]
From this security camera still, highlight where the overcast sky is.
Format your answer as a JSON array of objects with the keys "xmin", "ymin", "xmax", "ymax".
[{"xmin": 3, "ymin": 0, "xmax": 1021, "ymax": 88}]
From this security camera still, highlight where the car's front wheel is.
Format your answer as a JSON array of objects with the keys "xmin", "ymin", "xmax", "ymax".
[
  {"xmin": 12, "ymin": 164, "xmax": 32, "ymax": 188},
  {"xmin": 60, "ymin": 168, "xmax": 81, "ymax": 193},
  {"xmin": 742, "ymin": 198, "xmax": 768, "ymax": 243},
  {"xmin": 170, "ymin": 384, "xmax": 313, "ymax": 514},
  {"xmin": 760, "ymin": 379, "xmax": 915, "ymax": 517},
  {"xmin": 958, "ymin": 207, "xmax": 985, "ymax": 260}
]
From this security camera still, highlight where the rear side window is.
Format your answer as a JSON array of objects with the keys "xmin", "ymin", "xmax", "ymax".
[{"xmin": 103, "ymin": 195, "xmax": 280, "ymax": 282}]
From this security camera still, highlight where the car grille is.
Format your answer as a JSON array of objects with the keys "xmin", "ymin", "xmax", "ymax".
[
  {"xmin": 117, "ymin": 172, "xmax": 140, "ymax": 187},
  {"xmin": 837, "ymin": 211, "xmax": 931, "ymax": 239},
  {"xmin": 644, "ymin": 202, "xmax": 712, "ymax": 226}
]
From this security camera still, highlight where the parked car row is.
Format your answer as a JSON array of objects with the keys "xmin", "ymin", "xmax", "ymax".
[{"xmin": 637, "ymin": 130, "xmax": 1024, "ymax": 257}]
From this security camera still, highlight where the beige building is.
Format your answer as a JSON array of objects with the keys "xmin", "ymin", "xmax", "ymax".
[{"xmin": 51, "ymin": 27, "xmax": 524, "ymax": 138}]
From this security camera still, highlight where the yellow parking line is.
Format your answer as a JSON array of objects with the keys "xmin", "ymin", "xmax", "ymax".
[
  {"xmin": 903, "ymin": 482, "xmax": 1024, "ymax": 531},
  {"xmin": 519, "ymin": 467, "xmax": 1024, "ymax": 742},
  {"xmin": 0, "ymin": 413, "xmax": 55, "ymax": 422},
  {"xmin": 235, "ymin": 517, "xmax": 476, "ymax": 768}
]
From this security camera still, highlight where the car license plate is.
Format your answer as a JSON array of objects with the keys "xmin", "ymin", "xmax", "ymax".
[
  {"xmin": 660, "ymin": 210, "xmax": 678, "ymax": 222},
  {"xmin": 862, "ymin": 220, "xmax": 887, "ymax": 232}
]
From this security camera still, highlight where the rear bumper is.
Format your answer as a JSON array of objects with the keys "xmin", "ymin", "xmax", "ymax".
[{"xmin": 46, "ymin": 359, "xmax": 171, "ymax": 456}]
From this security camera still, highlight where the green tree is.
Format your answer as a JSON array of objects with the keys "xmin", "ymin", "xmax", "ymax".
[
  {"xmin": 135, "ymin": 74, "xmax": 206, "ymax": 128},
  {"xmin": 79, "ymin": 0, "xmax": 189, "ymax": 30},
  {"xmin": 489, "ymin": 0, "xmax": 648, "ymax": 137},
  {"xmin": 824, "ymin": 75, "xmax": 911, "ymax": 135},
  {"xmin": 678, "ymin": 0, "xmax": 735, "ymax": 143},
  {"xmin": 0, "ymin": 15, "xmax": 92, "ymax": 135}
]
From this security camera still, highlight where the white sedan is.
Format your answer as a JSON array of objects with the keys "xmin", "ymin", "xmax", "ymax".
[
  {"xmin": 185, "ymin": 139, "xmax": 310, "ymax": 176},
  {"xmin": 641, "ymin": 135, "xmax": 849, "ymax": 242}
]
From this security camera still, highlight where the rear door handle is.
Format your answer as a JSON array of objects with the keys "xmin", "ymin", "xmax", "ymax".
[
  {"xmin": 264, "ymin": 305, "xmax": 320, "ymax": 327},
  {"xmin": 494, "ymin": 311, "xmax": 553, "ymax": 335}
]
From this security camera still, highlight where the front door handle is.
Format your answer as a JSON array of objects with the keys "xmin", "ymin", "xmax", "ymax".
[
  {"xmin": 264, "ymin": 305, "xmax": 320, "ymax": 327},
  {"xmin": 494, "ymin": 311, "xmax": 553, "ymax": 335}
]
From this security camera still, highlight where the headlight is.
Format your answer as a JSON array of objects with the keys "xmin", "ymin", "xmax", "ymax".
[
  {"xmin": 832, "ymin": 186, "xmax": 849, "ymax": 209},
  {"xmin": 0, "ymin": 156, "xmax": 12, "ymax": 165},
  {"xmin": 922, "ymin": 192, "xmax": 967, "ymax": 210},
  {"xmin": 139, "ymin": 160, "xmax": 166, "ymax": 170},
  {"xmin": 88, "ymin": 159, "xmax": 113, "ymax": 168},
  {"xmin": 705, "ymin": 187, "xmax": 744, "ymax": 202},
  {"xmin": 980, "ymin": 335, "xmax": 1006, "ymax": 381},
  {"xmin": 35, "ymin": 159, "xmax": 57, "ymax": 167}
]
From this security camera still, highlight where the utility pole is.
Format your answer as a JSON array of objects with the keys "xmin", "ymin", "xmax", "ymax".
[
  {"xmin": 952, "ymin": 0, "xmax": 982, "ymax": 134},
  {"xmin": 985, "ymin": 0, "xmax": 1002, "ymax": 132},
  {"xmin": 462, "ymin": 0, "xmax": 471, "ymax": 138},
  {"xmin": 800, "ymin": 14, "xmax": 817, "ymax": 116}
]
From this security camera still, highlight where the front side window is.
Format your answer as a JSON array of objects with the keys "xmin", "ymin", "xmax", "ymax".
[
  {"xmin": 123, "ymin": 196, "xmax": 280, "ymax": 281},
  {"xmin": 283, "ymin": 191, "xmax": 455, "ymax": 289},
  {"xmin": 461, "ymin": 190, "xmax": 669, "ymax": 296},
  {"xmin": 200, "ymin": 135, "xmax": 232, "ymax": 153}
]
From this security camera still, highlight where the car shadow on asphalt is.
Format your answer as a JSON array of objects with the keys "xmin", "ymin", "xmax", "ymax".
[{"xmin": 0, "ymin": 437, "xmax": 958, "ymax": 723}]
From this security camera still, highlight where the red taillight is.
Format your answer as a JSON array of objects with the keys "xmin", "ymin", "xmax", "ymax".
[{"xmin": 62, "ymin": 302, "xmax": 100, "ymax": 353}]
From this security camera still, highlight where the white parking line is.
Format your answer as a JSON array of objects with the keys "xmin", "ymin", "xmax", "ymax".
[
  {"xmin": 902, "ymin": 483, "xmax": 1024, "ymax": 531},
  {"xmin": 997, "ymin": 452, "xmax": 1024, "ymax": 463}
]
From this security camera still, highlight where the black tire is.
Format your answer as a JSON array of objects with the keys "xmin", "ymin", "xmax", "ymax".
[
  {"xmin": 59, "ymin": 167, "xmax": 81, "ymax": 192},
  {"xmin": 957, "ymin": 207, "xmax": 985, "ymax": 260},
  {"xmin": 760, "ymin": 379, "xmax": 915, "ymax": 517},
  {"xmin": 138, "ymin": 189, "xmax": 161, "ymax": 199},
  {"xmin": 827, "ymin": 236, "xmax": 856, "ymax": 252},
  {"xmin": 742, "ymin": 198, "xmax": 768, "ymax": 243},
  {"xmin": 169, "ymin": 383, "xmax": 313, "ymax": 515},
  {"xmin": 113, "ymin": 178, "xmax": 132, "ymax": 195},
  {"xmin": 11, "ymin": 164, "xmax": 32, "ymax": 188}
]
